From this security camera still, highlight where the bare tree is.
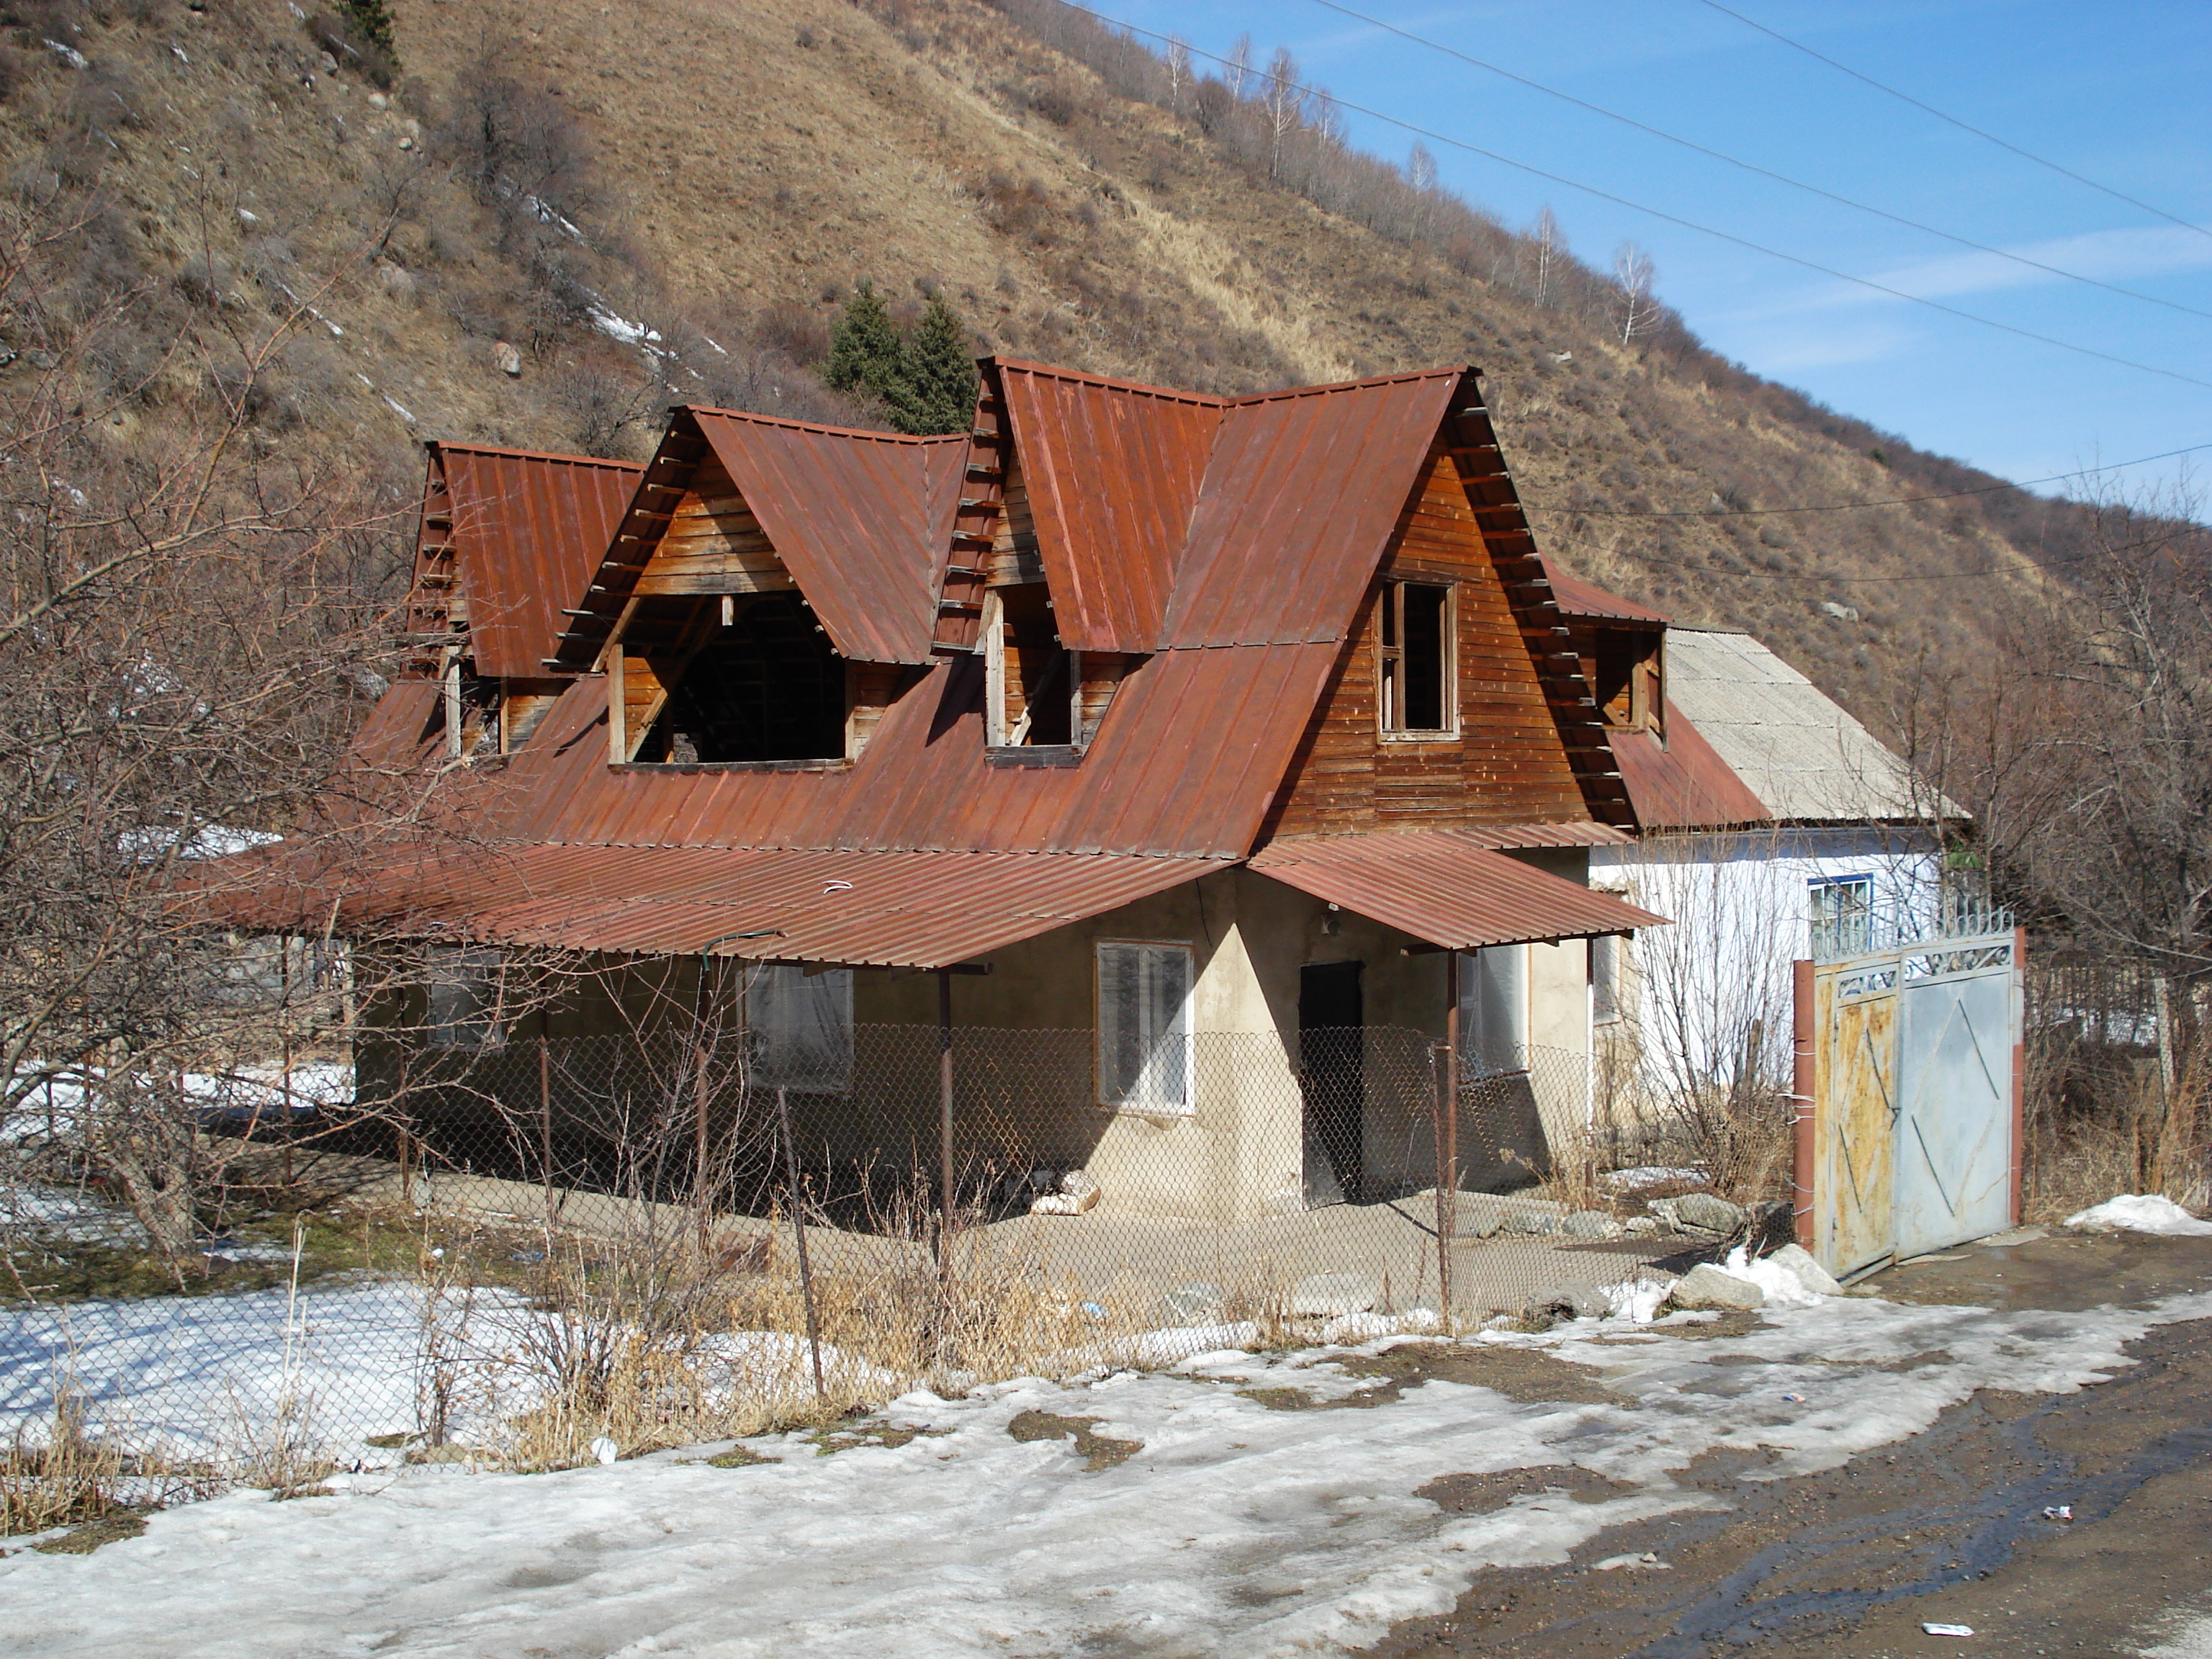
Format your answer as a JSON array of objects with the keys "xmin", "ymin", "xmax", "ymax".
[
  {"xmin": 1532, "ymin": 206, "xmax": 1563, "ymax": 307},
  {"xmin": 1261, "ymin": 48, "xmax": 1303, "ymax": 181},
  {"xmin": 1165, "ymin": 34, "xmax": 1193, "ymax": 114},
  {"xmin": 1614, "ymin": 240, "xmax": 1658, "ymax": 346},
  {"xmin": 1225, "ymin": 32, "xmax": 1254, "ymax": 101}
]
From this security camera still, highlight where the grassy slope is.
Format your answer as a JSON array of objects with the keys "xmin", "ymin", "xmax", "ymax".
[{"xmin": 5, "ymin": 0, "xmax": 2074, "ymax": 741}]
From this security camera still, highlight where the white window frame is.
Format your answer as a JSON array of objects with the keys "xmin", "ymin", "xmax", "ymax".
[
  {"xmin": 1094, "ymin": 940, "xmax": 1195, "ymax": 1117},
  {"xmin": 1809, "ymin": 874, "xmax": 1876, "ymax": 957},
  {"xmin": 745, "ymin": 963, "xmax": 855, "ymax": 1093},
  {"xmin": 426, "ymin": 946, "xmax": 507, "ymax": 1051}
]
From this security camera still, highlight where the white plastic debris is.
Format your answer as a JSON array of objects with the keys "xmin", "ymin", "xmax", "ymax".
[
  {"xmin": 2063, "ymin": 1195, "xmax": 2212, "ymax": 1236},
  {"xmin": 1922, "ymin": 1622, "xmax": 1975, "ymax": 1637},
  {"xmin": 2042, "ymin": 1504, "xmax": 2072, "ymax": 1522},
  {"xmin": 590, "ymin": 1436, "xmax": 618, "ymax": 1466},
  {"xmin": 1592, "ymin": 1552, "xmax": 1669, "ymax": 1570}
]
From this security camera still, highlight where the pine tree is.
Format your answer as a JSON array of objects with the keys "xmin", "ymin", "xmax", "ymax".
[
  {"xmin": 338, "ymin": 0, "xmax": 396, "ymax": 54},
  {"xmin": 824, "ymin": 280, "xmax": 905, "ymax": 405},
  {"xmin": 887, "ymin": 296, "xmax": 978, "ymax": 436}
]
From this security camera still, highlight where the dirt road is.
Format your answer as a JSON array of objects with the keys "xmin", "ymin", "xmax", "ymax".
[{"xmin": 1368, "ymin": 1231, "xmax": 2212, "ymax": 1658}]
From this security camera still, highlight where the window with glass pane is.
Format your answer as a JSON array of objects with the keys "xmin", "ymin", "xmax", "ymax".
[
  {"xmin": 747, "ymin": 963, "xmax": 854, "ymax": 1092},
  {"xmin": 1809, "ymin": 876, "xmax": 1875, "ymax": 956},
  {"xmin": 1590, "ymin": 934, "xmax": 1621, "ymax": 1025},
  {"xmin": 1378, "ymin": 580, "xmax": 1455, "ymax": 734},
  {"xmin": 1095, "ymin": 942, "xmax": 1194, "ymax": 1114},
  {"xmin": 427, "ymin": 947, "xmax": 507, "ymax": 1051},
  {"xmin": 1455, "ymin": 945, "xmax": 1526, "ymax": 1076}
]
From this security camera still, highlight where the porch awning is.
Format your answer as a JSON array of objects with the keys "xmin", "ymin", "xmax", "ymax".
[
  {"xmin": 1248, "ymin": 830, "xmax": 1666, "ymax": 949},
  {"xmin": 199, "ymin": 842, "xmax": 1234, "ymax": 970}
]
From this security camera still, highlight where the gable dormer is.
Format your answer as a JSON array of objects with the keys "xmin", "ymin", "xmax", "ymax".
[
  {"xmin": 934, "ymin": 360, "xmax": 1222, "ymax": 754},
  {"xmin": 1261, "ymin": 371, "xmax": 1633, "ymax": 837}
]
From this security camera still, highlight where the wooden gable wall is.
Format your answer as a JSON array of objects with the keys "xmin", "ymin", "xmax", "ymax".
[
  {"xmin": 1263, "ymin": 447, "xmax": 1593, "ymax": 837},
  {"xmin": 631, "ymin": 454, "xmax": 792, "ymax": 597}
]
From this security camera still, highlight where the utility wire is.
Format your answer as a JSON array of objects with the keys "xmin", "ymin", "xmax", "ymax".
[
  {"xmin": 1564, "ymin": 439, "xmax": 2212, "ymax": 518},
  {"xmin": 1067, "ymin": 5, "xmax": 2212, "ymax": 395},
  {"xmin": 1696, "ymin": 0, "xmax": 2212, "ymax": 248},
  {"xmin": 1309, "ymin": 0, "xmax": 2212, "ymax": 324}
]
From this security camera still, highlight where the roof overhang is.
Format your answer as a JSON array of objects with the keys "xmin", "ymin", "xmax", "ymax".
[
  {"xmin": 1248, "ymin": 830, "xmax": 1666, "ymax": 949},
  {"xmin": 202, "ymin": 843, "xmax": 1235, "ymax": 971}
]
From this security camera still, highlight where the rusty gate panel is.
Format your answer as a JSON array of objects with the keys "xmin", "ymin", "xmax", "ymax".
[
  {"xmin": 1801, "ymin": 924, "xmax": 2020, "ymax": 1280},
  {"xmin": 1812, "ymin": 955, "xmax": 1900, "ymax": 1280}
]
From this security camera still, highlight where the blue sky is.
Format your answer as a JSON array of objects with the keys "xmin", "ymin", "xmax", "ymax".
[{"xmin": 1093, "ymin": 0, "xmax": 2212, "ymax": 505}]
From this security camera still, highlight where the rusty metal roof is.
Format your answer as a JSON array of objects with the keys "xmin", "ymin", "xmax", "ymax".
[
  {"xmin": 234, "ymin": 843, "xmax": 1230, "ymax": 968},
  {"xmin": 426, "ymin": 444, "xmax": 644, "ymax": 678},
  {"xmin": 1164, "ymin": 369, "xmax": 1465, "ymax": 647},
  {"xmin": 1609, "ymin": 712, "xmax": 1774, "ymax": 830},
  {"xmin": 692, "ymin": 410, "xmax": 963, "ymax": 665},
  {"xmin": 1539, "ymin": 559, "xmax": 1669, "ymax": 625},
  {"xmin": 1248, "ymin": 830, "xmax": 1667, "ymax": 948},
  {"xmin": 993, "ymin": 359, "xmax": 1224, "ymax": 652},
  {"xmin": 549, "ymin": 410, "xmax": 961, "ymax": 672}
]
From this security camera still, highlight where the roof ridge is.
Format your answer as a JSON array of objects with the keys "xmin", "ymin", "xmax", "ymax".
[
  {"xmin": 683, "ymin": 405, "xmax": 965, "ymax": 445},
  {"xmin": 1225, "ymin": 364, "xmax": 1473, "ymax": 407},
  {"xmin": 425, "ymin": 440, "xmax": 645, "ymax": 471},
  {"xmin": 988, "ymin": 356, "xmax": 1233, "ymax": 406}
]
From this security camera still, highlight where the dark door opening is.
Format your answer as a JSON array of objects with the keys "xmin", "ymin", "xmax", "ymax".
[{"xmin": 1299, "ymin": 961, "xmax": 1364, "ymax": 1205}]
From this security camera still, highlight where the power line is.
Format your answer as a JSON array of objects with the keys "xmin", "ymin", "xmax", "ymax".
[
  {"xmin": 1561, "ymin": 439, "xmax": 2212, "ymax": 518},
  {"xmin": 1308, "ymin": 0, "xmax": 2212, "ymax": 325},
  {"xmin": 1696, "ymin": 0, "xmax": 2212, "ymax": 248},
  {"xmin": 1066, "ymin": 5, "xmax": 2212, "ymax": 395}
]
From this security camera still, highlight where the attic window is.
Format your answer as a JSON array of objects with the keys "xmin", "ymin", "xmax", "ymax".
[
  {"xmin": 1378, "ymin": 580, "xmax": 1455, "ymax": 737},
  {"xmin": 984, "ymin": 584, "xmax": 1076, "ymax": 747},
  {"xmin": 638, "ymin": 595, "xmax": 847, "ymax": 763},
  {"xmin": 1591, "ymin": 634, "xmax": 1660, "ymax": 732}
]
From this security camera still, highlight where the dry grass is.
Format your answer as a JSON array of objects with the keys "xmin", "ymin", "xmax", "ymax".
[{"xmin": 0, "ymin": 1393, "xmax": 128, "ymax": 1538}]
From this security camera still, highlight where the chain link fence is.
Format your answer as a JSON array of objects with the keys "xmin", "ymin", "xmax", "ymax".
[{"xmin": 3, "ymin": 1025, "xmax": 1745, "ymax": 1493}]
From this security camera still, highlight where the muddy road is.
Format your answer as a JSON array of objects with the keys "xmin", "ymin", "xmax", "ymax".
[{"xmin": 1368, "ymin": 1231, "xmax": 2212, "ymax": 1658}]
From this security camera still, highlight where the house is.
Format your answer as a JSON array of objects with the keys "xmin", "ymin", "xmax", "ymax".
[
  {"xmin": 245, "ymin": 360, "xmax": 1667, "ymax": 1224},
  {"xmin": 1539, "ymin": 565, "xmax": 1955, "ymax": 1118}
]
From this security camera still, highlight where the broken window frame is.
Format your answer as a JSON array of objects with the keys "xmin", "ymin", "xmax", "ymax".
[
  {"xmin": 1094, "ymin": 940, "xmax": 1195, "ymax": 1117},
  {"xmin": 981, "ymin": 585, "xmax": 1080, "ymax": 750},
  {"xmin": 1455, "ymin": 945, "xmax": 1527, "ymax": 1077},
  {"xmin": 1808, "ymin": 874, "xmax": 1876, "ymax": 957},
  {"xmin": 1377, "ymin": 578, "xmax": 1458, "ymax": 739},
  {"xmin": 620, "ymin": 593, "xmax": 855, "ymax": 768}
]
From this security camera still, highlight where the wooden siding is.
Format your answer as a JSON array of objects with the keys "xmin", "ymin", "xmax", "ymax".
[
  {"xmin": 632, "ymin": 456, "xmax": 793, "ymax": 597},
  {"xmin": 1264, "ymin": 447, "xmax": 1592, "ymax": 837}
]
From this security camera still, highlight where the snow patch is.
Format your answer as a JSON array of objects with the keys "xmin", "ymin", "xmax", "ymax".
[{"xmin": 2064, "ymin": 1194, "xmax": 2212, "ymax": 1236}]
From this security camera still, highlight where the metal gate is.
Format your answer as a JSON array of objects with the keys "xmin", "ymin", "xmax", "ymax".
[{"xmin": 1795, "ymin": 922, "xmax": 2023, "ymax": 1280}]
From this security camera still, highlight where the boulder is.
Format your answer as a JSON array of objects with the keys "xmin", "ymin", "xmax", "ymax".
[
  {"xmin": 1159, "ymin": 1281, "xmax": 1227, "ymax": 1326},
  {"xmin": 494, "ymin": 341, "xmax": 522, "ymax": 377},
  {"xmin": 1521, "ymin": 1284, "xmax": 1611, "ymax": 1324},
  {"xmin": 1765, "ymin": 1243, "xmax": 1842, "ymax": 1298},
  {"xmin": 1670, "ymin": 1192, "xmax": 1748, "ymax": 1235},
  {"xmin": 1563, "ymin": 1209, "xmax": 1622, "ymax": 1240},
  {"xmin": 1291, "ymin": 1272, "xmax": 1379, "ymax": 1318},
  {"xmin": 1665, "ymin": 1263, "xmax": 1766, "ymax": 1313}
]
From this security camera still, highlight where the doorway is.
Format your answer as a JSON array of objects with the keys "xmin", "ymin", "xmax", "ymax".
[{"xmin": 1300, "ymin": 961, "xmax": 1364, "ymax": 1205}]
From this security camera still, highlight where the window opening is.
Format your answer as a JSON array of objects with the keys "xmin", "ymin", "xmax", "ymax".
[
  {"xmin": 745, "ymin": 964, "xmax": 854, "ymax": 1092},
  {"xmin": 1455, "ymin": 945, "xmax": 1526, "ymax": 1076},
  {"xmin": 1096, "ymin": 941, "xmax": 1193, "ymax": 1115},
  {"xmin": 426, "ymin": 946, "xmax": 507, "ymax": 1051},
  {"xmin": 985, "ymin": 584, "xmax": 1076, "ymax": 747},
  {"xmin": 1379, "ymin": 580, "xmax": 1453, "ymax": 734},
  {"xmin": 1809, "ymin": 876, "xmax": 1875, "ymax": 956},
  {"xmin": 639, "ymin": 594, "xmax": 846, "ymax": 763},
  {"xmin": 1590, "ymin": 933, "xmax": 1621, "ymax": 1025}
]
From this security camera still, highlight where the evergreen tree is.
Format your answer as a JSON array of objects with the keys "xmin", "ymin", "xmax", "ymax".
[
  {"xmin": 338, "ymin": 0, "xmax": 396, "ymax": 54},
  {"xmin": 887, "ymin": 296, "xmax": 978, "ymax": 436},
  {"xmin": 824, "ymin": 280, "xmax": 905, "ymax": 405}
]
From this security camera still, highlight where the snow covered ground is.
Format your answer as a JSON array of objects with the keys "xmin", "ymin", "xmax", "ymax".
[{"xmin": 7, "ymin": 1276, "xmax": 2211, "ymax": 1657}]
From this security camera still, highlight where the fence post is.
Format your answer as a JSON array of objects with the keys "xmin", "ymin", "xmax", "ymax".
[
  {"xmin": 937, "ymin": 969, "xmax": 955, "ymax": 1279},
  {"xmin": 1436, "ymin": 952, "xmax": 1459, "ymax": 1322},
  {"xmin": 1791, "ymin": 959, "xmax": 1815, "ymax": 1250},
  {"xmin": 778, "ymin": 1085, "xmax": 827, "ymax": 1402},
  {"xmin": 2010, "ymin": 927, "xmax": 2027, "ymax": 1227},
  {"xmin": 537, "ymin": 1012, "xmax": 557, "ymax": 1228},
  {"xmin": 279, "ymin": 936, "xmax": 295, "ymax": 1192}
]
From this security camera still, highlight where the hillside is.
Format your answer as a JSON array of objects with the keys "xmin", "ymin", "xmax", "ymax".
[{"xmin": 0, "ymin": 0, "xmax": 2103, "ymax": 740}]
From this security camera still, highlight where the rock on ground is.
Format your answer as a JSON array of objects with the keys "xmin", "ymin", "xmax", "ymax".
[{"xmin": 1667, "ymin": 1262, "xmax": 1766, "ymax": 1312}]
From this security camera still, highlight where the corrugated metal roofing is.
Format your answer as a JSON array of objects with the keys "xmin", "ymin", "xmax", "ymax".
[
  {"xmin": 1164, "ymin": 369, "xmax": 1465, "ymax": 647},
  {"xmin": 994, "ymin": 359, "xmax": 1223, "ymax": 653},
  {"xmin": 1248, "ymin": 830, "xmax": 1667, "ymax": 948},
  {"xmin": 235, "ymin": 844, "xmax": 1229, "ymax": 969},
  {"xmin": 1663, "ymin": 628, "xmax": 1941, "ymax": 822},
  {"xmin": 1608, "ymin": 711, "xmax": 1774, "ymax": 830},
  {"xmin": 691, "ymin": 410, "xmax": 963, "ymax": 666},
  {"xmin": 1538, "ymin": 558, "xmax": 1669, "ymax": 625},
  {"xmin": 430, "ymin": 444, "xmax": 644, "ymax": 678}
]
